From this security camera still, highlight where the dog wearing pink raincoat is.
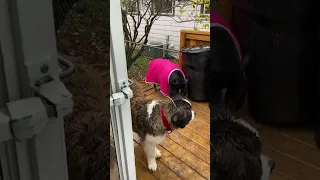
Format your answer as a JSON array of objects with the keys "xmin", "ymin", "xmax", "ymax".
[{"xmin": 145, "ymin": 58, "xmax": 187, "ymax": 98}]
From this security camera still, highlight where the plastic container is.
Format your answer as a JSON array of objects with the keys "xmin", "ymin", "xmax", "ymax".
[
  {"xmin": 230, "ymin": 0, "xmax": 318, "ymax": 124},
  {"xmin": 181, "ymin": 46, "xmax": 210, "ymax": 101},
  {"xmin": 246, "ymin": 22, "xmax": 317, "ymax": 124}
]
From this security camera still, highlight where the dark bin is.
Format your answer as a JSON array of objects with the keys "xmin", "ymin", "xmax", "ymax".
[
  {"xmin": 231, "ymin": 0, "xmax": 312, "ymax": 55},
  {"xmin": 181, "ymin": 46, "xmax": 210, "ymax": 101},
  {"xmin": 245, "ymin": 21, "xmax": 318, "ymax": 124},
  {"xmin": 230, "ymin": 0, "xmax": 318, "ymax": 124}
]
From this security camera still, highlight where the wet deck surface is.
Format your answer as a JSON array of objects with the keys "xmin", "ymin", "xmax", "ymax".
[
  {"xmin": 133, "ymin": 83, "xmax": 210, "ymax": 180},
  {"xmin": 111, "ymin": 82, "xmax": 320, "ymax": 180},
  {"xmin": 236, "ymin": 102, "xmax": 320, "ymax": 180}
]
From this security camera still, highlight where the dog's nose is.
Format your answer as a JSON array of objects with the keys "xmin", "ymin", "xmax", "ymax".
[{"xmin": 268, "ymin": 160, "xmax": 275, "ymax": 172}]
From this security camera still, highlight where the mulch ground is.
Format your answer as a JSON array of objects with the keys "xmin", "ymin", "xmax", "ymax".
[{"xmin": 56, "ymin": 1, "xmax": 109, "ymax": 66}]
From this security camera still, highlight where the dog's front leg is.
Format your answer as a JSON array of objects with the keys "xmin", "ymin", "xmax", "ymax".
[
  {"xmin": 155, "ymin": 146, "xmax": 162, "ymax": 158},
  {"xmin": 143, "ymin": 142, "xmax": 157, "ymax": 172}
]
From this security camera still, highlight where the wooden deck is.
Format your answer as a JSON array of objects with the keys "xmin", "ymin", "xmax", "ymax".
[
  {"xmin": 111, "ymin": 82, "xmax": 320, "ymax": 180},
  {"xmin": 110, "ymin": 82, "xmax": 210, "ymax": 180},
  {"xmin": 134, "ymin": 83, "xmax": 210, "ymax": 180},
  {"xmin": 236, "ymin": 102, "xmax": 320, "ymax": 180}
]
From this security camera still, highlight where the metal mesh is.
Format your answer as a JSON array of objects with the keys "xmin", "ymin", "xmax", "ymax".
[{"xmin": 53, "ymin": 0, "xmax": 109, "ymax": 65}]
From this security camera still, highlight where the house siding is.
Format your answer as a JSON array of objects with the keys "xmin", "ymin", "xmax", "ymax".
[{"xmin": 126, "ymin": 2, "xmax": 209, "ymax": 57}]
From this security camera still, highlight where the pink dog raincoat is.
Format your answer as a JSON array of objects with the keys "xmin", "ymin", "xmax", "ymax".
[{"xmin": 145, "ymin": 58, "xmax": 186, "ymax": 96}]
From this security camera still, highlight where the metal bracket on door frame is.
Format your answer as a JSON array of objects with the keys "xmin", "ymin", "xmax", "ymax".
[
  {"xmin": 110, "ymin": 79, "xmax": 133, "ymax": 107},
  {"xmin": 0, "ymin": 62, "xmax": 73, "ymax": 142}
]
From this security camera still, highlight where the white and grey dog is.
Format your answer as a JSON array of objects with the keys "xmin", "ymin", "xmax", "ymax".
[
  {"xmin": 210, "ymin": 89, "xmax": 275, "ymax": 180},
  {"xmin": 130, "ymin": 81, "xmax": 195, "ymax": 171}
]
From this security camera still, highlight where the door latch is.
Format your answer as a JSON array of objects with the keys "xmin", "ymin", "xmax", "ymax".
[
  {"xmin": 0, "ymin": 74, "xmax": 73, "ymax": 142},
  {"xmin": 110, "ymin": 80, "xmax": 133, "ymax": 107}
]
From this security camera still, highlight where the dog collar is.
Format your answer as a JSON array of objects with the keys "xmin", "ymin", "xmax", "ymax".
[{"xmin": 160, "ymin": 105, "xmax": 172, "ymax": 133}]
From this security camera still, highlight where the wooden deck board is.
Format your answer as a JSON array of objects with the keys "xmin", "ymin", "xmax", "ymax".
[
  {"xmin": 168, "ymin": 132, "xmax": 210, "ymax": 164},
  {"xmin": 135, "ymin": 161, "xmax": 157, "ymax": 180},
  {"xmin": 145, "ymin": 86, "xmax": 210, "ymax": 179},
  {"xmin": 110, "ymin": 83, "xmax": 320, "ymax": 180},
  {"xmin": 280, "ymin": 129, "xmax": 317, "ymax": 149},
  {"xmin": 135, "ymin": 140, "xmax": 208, "ymax": 180},
  {"xmin": 155, "ymin": 145, "xmax": 207, "ymax": 180},
  {"xmin": 260, "ymin": 127, "xmax": 320, "ymax": 169},
  {"xmin": 160, "ymin": 137, "xmax": 210, "ymax": 178},
  {"xmin": 135, "ymin": 146, "xmax": 182, "ymax": 180}
]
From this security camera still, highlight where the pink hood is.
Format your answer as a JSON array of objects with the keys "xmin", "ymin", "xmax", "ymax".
[{"xmin": 145, "ymin": 58, "xmax": 185, "ymax": 96}]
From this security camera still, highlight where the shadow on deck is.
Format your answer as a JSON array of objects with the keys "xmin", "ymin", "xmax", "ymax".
[{"xmin": 111, "ymin": 82, "xmax": 320, "ymax": 180}]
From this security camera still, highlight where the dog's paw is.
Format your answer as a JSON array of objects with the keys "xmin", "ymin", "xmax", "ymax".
[
  {"xmin": 155, "ymin": 148, "xmax": 162, "ymax": 158},
  {"xmin": 148, "ymin": 161, "xmax": 157, "ymax": 172}
]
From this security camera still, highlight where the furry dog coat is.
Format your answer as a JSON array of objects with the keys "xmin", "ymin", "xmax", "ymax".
[{"xmin": 145, "ymin": 58, "xmax": 186, "ymax": 96}]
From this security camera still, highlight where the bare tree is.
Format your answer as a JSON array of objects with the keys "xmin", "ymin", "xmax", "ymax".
[{"xmin": 121, "ymin": 0, "xmax": 209, "ymax": 69}]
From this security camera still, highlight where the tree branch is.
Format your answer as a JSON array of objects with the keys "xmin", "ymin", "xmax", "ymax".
[{"xmin": 121, "ymin": 0, "xmax": 210, "ymax": 69}]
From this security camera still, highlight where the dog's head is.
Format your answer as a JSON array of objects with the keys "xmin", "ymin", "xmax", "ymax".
[
  {"xmin": 168, "ymin": 71, "xmax": 188, "ymax": 98},
  {"xmin": 170, "ymin": 98, "xmax": 195, "ymax": 129},
  {"xmin": 211, "ymin": 108, "xmax": 275, "ymax": 180}
]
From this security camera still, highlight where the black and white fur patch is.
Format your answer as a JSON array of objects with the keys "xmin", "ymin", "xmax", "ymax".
[
  {"xmin": 210, "ymin": 87, "xmax": 274, "ymax": 180},
  {"xmin": 210, "ymin": 105, "xmax": 274, "ymax": 180}
]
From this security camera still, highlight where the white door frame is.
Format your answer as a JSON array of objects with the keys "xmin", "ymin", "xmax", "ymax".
[
  {"xmin": 110, "ymin": 0, "xmax": 136, "ymax": 180},
  {"xmin": 0, "ymin": 0, "xmax": 69, "ymax": 179}
]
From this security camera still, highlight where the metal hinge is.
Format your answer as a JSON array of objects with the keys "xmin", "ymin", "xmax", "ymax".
[
  {"xmin": 110, "ymin": 80, "xmax": 133, "ymax": 107},
  {"xmin": 0, "ymin": 74, "xmax": 73, "ymax": 142}
]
